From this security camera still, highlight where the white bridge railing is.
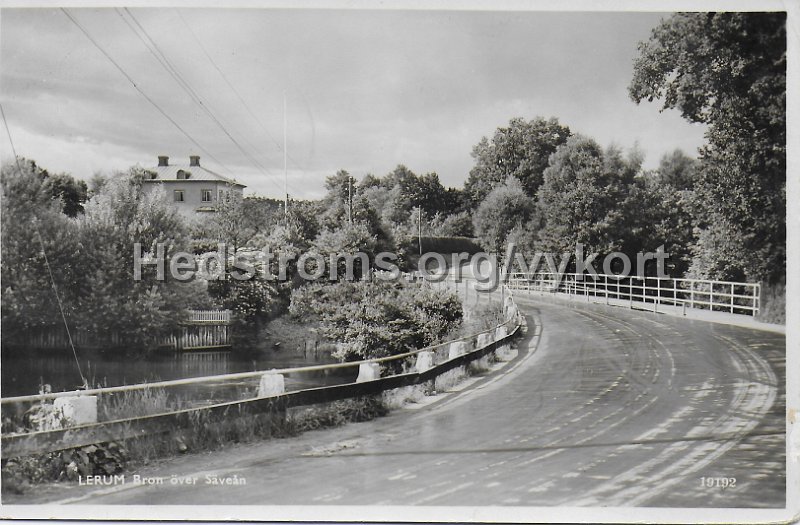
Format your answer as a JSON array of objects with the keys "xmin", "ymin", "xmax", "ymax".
[{"xmin": 507, "ymin": 272, "xmax": 760, "ymax": 316}]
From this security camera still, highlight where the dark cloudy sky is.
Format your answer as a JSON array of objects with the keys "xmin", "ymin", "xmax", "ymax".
[{"xmin": 1, "ymin": 7, "xmax": 706, "ymax": 199}]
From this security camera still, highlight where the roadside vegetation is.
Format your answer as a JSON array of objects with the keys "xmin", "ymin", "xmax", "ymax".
[{"xmin": 289, "ymin": 279, "xmax": 463, "ymax": 361}]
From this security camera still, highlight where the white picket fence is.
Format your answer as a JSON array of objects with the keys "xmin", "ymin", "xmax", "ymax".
[{"xmin": 187, "ymin": 310, "xmax": 231, "ymax": 323}]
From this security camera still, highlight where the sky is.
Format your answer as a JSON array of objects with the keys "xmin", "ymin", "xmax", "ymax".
[{"xmin": 0, "ymin": 8, "xmax": 707, "ymax": 199}]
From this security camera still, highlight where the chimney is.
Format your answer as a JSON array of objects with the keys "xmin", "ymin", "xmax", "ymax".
[
  {"xmin": 158, "ymin": 155, "xmax": 169, "ymax": 167},
  {"xmin": 189, "ymin": 155, "xmax": 200, "ymax": 167}
]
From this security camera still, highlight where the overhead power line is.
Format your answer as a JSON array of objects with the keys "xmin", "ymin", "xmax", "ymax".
[
  {"xmin": 60, "ymin": 8, "xmax": 234, "ymax": 175},
  {"xmin": 174, "ymin": 8, "xmax": 307, "ymax": 174},
  {"xmin": 1, "ymin": 102, "xmax": 87, "ymax": 389},
  {"xmin": 119, "ymin": 8, "xmax": 296, "ymax": 196}
]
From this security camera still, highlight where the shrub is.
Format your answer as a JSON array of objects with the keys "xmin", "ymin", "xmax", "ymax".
[
  {"xmin": 289, "ymin": 279, "xmax": 463, "ymax": 361},
  {"xmin": 757, "ymin": 279, "xmax": 785, "ymax": 325}
]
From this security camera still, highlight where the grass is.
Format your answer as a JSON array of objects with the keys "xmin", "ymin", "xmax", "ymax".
[
  {"xmin": 285, "ymin": 396, "xmax": 388, "ymax": 434},
  {"xmin": 98, "ymin": 387, "xmax": 186, "ymax": 422}
]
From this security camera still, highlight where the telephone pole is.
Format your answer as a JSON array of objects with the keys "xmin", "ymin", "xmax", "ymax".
[
  {"xmin": 348, "ymin": 176, "xmax": 353, "ymax": 224},
  {"xmin": 283, "ymin": 91, "xmax": 288, "ymax": 218},
  {"xmin": 418, "ymin": 206, "xmax": 423, "ymax": 255}
]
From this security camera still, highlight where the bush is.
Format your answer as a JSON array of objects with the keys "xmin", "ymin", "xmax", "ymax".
[
  {"xmin": 289, "ymin": 279, "xmax": 463, "ymax": 361},
  {"xmin": 2, "ymin": 442, "xmax": 128, "ymax": 491},
  {"xmin": 757, "ymin": 279, "xmax": 785, "ymax": 325},
  {"xmin": 397, "ymin": 236, "xmax": 484, "ymax": 272}
]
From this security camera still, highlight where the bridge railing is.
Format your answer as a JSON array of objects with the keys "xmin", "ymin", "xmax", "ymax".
[
  {"xmin": 506, "ymin": 272, "xmax": 760, "ymax": 316},
  {"xmin": 1, "ymin": 284, "xmax": 524, "ymax": 459}
]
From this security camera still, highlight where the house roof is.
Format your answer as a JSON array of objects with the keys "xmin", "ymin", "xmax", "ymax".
[{"xmin": 144, "ymin": 162, "xmax": 246, "ymax": 187}]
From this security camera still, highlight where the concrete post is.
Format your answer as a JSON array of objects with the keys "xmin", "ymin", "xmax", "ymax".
[
  {"xmin": 495, "ymin": 325, "xmax": 508, "ymax": 341},
  {"xmin": 448, "ymin": 341, "xmax": 467, "ymax": 360},
  {"xmin": 477, "ymin": 332, "xmax": 492, "ymax": 348},
  {"xmin": 506, "ymin": 305, "xmax": 518, "ymax": 320},
  {"xmin": 415, "ymin": 351, "xmax": 435, "ymax": 373},
  {"xmin": 257, "ymin": 372, "xmax": 285, "ymax": 397},
  {"xmin": 356, "ymin": 362, "xmax": 381, "ymax": 382},
  {"xmin": 54, "ymin": 395, "xmax": 97, "ymax": 426}
]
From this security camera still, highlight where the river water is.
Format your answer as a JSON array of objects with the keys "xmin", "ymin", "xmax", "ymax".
[{"xmin": 1, "ymin": 345, "xmax": 353, "ymax": 398}]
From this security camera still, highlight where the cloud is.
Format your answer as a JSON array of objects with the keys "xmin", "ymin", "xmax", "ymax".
[{"xmin": 1, "ymin": 8, "xmax": 706, "ymax": 199}]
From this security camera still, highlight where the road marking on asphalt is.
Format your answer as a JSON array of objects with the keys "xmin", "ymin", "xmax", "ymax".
[{"xmin": 411, "ymin": 482, "xmax": 474, "ymax": 505}]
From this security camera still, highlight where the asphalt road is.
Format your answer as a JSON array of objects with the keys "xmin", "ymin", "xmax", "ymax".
[{"xmin": 26, "ymin": 295, "xmax": 785, "ymax": 507}]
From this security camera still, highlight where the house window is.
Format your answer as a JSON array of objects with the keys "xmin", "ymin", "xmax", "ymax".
[
  {"xmin": 177, "ymin": 170, "xmax": 191, "ymax": 180},
  {"xmin": 201, "ymin": 189, "xmax": 212, "ymax": 203},
  {"xmin": 174, "ymin": 190, "xmax": 185, "ymax": 202}
]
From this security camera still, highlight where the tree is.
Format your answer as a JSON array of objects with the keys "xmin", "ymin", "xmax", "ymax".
[
  {"xmin": 87, "ymin": 171, "xmax": 108, "ymax": 196},
  {"xmin": 465, "ymin": 116, "xmax": 571, "ymax": 207},
  {"xmin": 311, "ymin": 223, "xmax": 378, "ymax": 281},
  {"xmin": 249, "ymin": 199, "xmax": 322, "ymax": 293},
  {"xmin": 430, "ymin": 211, "xmax": 474, "ymax": 237},
  {"xmin": 197, "ymin": 187, "xmax": 257, "ymax": 253},
  {"xmin": 1, "ymin": 160, "xmax": 83, "ymax": 335},
  {"xmin": 379, "ymin": 165, "xmax": 458, "ymax": 222},
  {"xmin": 473, "ymin": 177, "xmax": 535, "ymax": 255},
  {"xmin": 44, "ymin": 172, "xmax": 88, "ymax": 217},
  {"xmin": 77, "ymin": 168, "xmax": 207, "ymax": 353},
  {"xmin": 536, "ymin": 136, "xmax": 641, "ymax": 262},
  {"xmin": 621, "ymin": 175, "xmax": 695, "ymax": 276},
  {"xmin": 1, "ymin": 158, "xmax": 88, "ymax": 217},
  {"xmin": 629, "ymin": 12, "xmax": 786, "ymax": 282},
  {"xmin": 289, "ymin": 279, "xmax": 462, "ymax": 361},
  {"xmin": 318, "ymin": 170, "xmax": 393, "ymax": 252},
  {"xmin": 241, "ymin": 196, "xmax": 283, "ymax": 241},
  {"xmin": 323, "ymin": 169, "xmax": 355, "ymax": 206},
  {"xmin": 656, "ymin": 149, "xmax": 698, "ymax": 190}
]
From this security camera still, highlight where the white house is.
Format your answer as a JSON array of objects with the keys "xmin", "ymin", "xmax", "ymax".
[{"xmin": 141, "ymin": 155, "xmax": 246, "ymax": 218}]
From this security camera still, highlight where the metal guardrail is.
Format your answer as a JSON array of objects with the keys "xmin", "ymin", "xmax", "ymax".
[
  {"xmin": 506, "ymin": 272, "xmax": 760, "ymax": 316},
  {"xmin": 1, "ymin": 284, "xmax": 524, "ymax": 458}
]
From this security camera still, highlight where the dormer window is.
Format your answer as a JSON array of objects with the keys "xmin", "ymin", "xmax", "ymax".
[{"xmin": 177, "ymin": 169, "xmax": 191, "ymax": 180}]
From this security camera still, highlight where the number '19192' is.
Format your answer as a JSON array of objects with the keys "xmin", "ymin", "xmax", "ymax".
[{"xmin": 700, "ymin": 477, "xmax": 736, "ymax": 488}]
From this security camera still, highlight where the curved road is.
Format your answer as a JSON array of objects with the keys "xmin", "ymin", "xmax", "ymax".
[{"xmin": 31, "ymin": 295, "xmax": 785, "ymax": 507}]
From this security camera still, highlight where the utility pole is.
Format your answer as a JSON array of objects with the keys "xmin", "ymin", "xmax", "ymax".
[
  {"xmin": 283, "ymin": 91, "xmax": 288, "ymax": 219},
  {"xmin": 348, "ymin": 176, "xmax": 353, "ymax": 224},
  {"xmin": 418, "ymin": 206, "xmax": 423, "ymax": 255}
]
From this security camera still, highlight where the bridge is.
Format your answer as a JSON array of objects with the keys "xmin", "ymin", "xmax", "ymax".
[{"xmin": 1, "ymin": 276, "xmax": 786, "ymax": 512}]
